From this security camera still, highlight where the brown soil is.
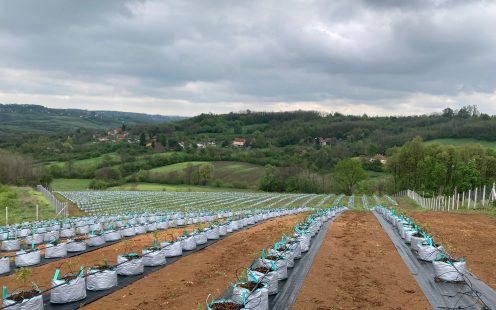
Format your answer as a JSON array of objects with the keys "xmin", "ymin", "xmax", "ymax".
[
  {"xmin": 122, "ymin": 254, "xmax": 141, "ymax": 260},
  {"xmin": 0, "ymin": 223, "xmax": 209, "ymax": 289},
  {"xmin": 237, "ymin": 281, "xmax": 263, "ymax": 291},
  {"xmin": 406, "ymin": 211, "xmax": 496, "ymax": 289},
  {"xmin": 8, "ymin": 290, "xmax": 39, "ymax": 302},
  {"xmin": 264, "ymin": 255, "xmax": 279, "ymax": 261},
  {"xmin": 251, "ymin": 266, "xmax": 271, "ymax": 273},
  {"xmin": 294, "ymin": 212, "xmax": 430, "ymax": 310},
  {"xmin": 81, "ymin": 213, "xmax": 309, "ymax": 310},
  {"xmin": 90, "ymin": 264, "xmax": 113, "ymax": 271},
  {"xmin": 210, "ymin": 301, "xmax": 242, "ymax": 310},
  {"xmin": 61, "ymin": 274, "xmax": 78, "ymax": 282}
]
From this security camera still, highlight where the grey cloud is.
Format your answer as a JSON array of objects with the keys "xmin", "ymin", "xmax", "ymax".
[{"xmin": 0, "ymin": 0, "xmax": 495, "ymax": 115}]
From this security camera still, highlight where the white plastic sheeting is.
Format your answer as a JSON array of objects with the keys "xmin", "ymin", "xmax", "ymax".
[
  {"xmin": 86, "ymin": 268, "xmax": 118, "ymax": 291},
  {"xmin": 432, "ymin": 260, "xmax": 467, "ymax": 282},
  {"xmin": 45, "ymin": 243, "xmax": 68, "ymax": 258},
  {"xmin": 3, "ymin": 294, "xmax": 43, "ymax": 310},
  {"xmin": 50, "ymin": 277, "xmax": 86, "ymax": 304},
  {"xmin": 142, "ymin": 249, "xmax": 166, "ymax": 266},
  {"xmin": 116, "ymin": 255, "xmax": 144, "ymax": 276},
  {"xmin": 15, "ymin": 250, "xmax": 41, "ymax": 267}
]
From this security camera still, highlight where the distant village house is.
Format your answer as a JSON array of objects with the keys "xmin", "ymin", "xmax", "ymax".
[{"xmin": 232, "ymin": 138, "xmax": 246, "ymax": 147}]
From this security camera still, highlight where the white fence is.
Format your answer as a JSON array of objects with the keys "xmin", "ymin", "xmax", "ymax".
[
  {"xmin": 396, "ymin": 183, "xmax": 496, "ymax": 211},
  {"xmin": 37, "ymin": 185, "xmax": 69, "ymax": 217}
]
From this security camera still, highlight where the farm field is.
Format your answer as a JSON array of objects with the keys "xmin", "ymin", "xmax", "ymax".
[
  {"xmin": 294, "ymin": 211, "xmax": 430, "ymax": 309},
  {"xmin": 82, "ymin": 212, "xmax": 310, "ymax": 310},
  {"xmin": 424, "ymin": 138, "xmax": 496, "ymax": 150},
  {"xmin": 146, "ymin": 160, "xmax": 265, "ymax": 189}
]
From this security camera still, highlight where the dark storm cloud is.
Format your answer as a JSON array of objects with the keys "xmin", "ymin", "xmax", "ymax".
[{"xmin": 0, "ymin": 0, "xmax": 495, "ymax": 115}]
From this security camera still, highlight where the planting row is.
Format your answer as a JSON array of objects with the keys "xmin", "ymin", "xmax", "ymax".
[
  {"xmin": 376, "ymin": 206, "xmax": 466, "ymax": 281},
  {"xmin": 1, "ymin": 207, "xmax": 309, "ymax": 310},
  {"xmin": 206, "ymin": 207, "xmax": 346, "ymax": 310},
  {"xmin": 57, "ymin": 191, "xmax": 323, "ymax": 214}
]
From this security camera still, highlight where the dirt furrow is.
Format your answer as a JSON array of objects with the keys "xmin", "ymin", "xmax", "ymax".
[
  {"xmin": 293, "ymin": 211, "xmax": 430, "ymax": 310},
  {"xmin": 81, "ymin": 212, "xmax": 310, "ymax": 310}
]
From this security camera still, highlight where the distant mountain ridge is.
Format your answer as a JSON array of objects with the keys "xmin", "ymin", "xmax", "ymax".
[{"xmin": 0, "ymin": 104, "xmax": 187, "ymax": 143}]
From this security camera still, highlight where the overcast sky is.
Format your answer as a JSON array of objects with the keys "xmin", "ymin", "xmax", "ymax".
[{"xmin": 1, "ymin": 0, "xmax": 496, "ymax": 116}]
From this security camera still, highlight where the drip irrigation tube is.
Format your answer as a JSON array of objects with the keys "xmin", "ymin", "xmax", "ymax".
[
  {"xmin": 373, "ymin": 209, "xmax": 496, "ymax": 310},
  {"xmin": 26, "ymin": 212, "xmax": 305, "ymax": 310}
]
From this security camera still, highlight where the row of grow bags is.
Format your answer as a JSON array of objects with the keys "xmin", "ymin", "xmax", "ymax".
[
  {"xmin": 375, "ymin": 206, "xmax": 466, "ymax": 282},
  {"xmin": 1, "ymin": 207, "xmax": 309, "ymax": 310},
  {"xmin": 206, "ymin": 206, "xmax": 347, "ymax": 310}
]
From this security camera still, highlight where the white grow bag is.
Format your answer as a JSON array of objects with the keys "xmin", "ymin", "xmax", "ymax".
[
  {"xmin": 15, "ymin": 250, "xmax": 41, "ymax": 267},
  {"xmin": 194, "ymin": 233, "xmax": 208, "ymax": 245},
  {"xmin": 261, "ymin": 258, "xmax": 288, "ymax": 280},
  {"xmin": 43, "ymin": 231, "xmax": 59, "ymax": 242},
  {"xmin": 60, "ymin": 228, "xmax": 75, "ymax": 238},
  {"xmin": 25, "ymin": 234, "xmax": 44, "ymax": 245},
  {"xmin": 45, "ymin": 243, "xmax": 68, "ymax": 258},
  {"xmin": 0, "ymin": 256, "xmax": 10, "ymax": 274},
  {"xmin": 418, "ymin": 244, "xmax": 444, "ymax": 262},
  {"xmin": 142, "ymin": 248, "xmax": 166, "ymax": 266},
  {"xmin": 86, "ymin": 268, "xmax": 118, "ymax": 291},
  {"xmin": 180, "ymin": 236, "xmax": 197, "ymax": 251},
  {"xmin": 156, "ymin": 221, "xmax": 169, "ymax": 230},
  {"xmin": 206, "ymin": 227, "xmax": 220, "ymax": 240},
  {"xmin": 134, "ymin": 226, "xmax": 147, "ymax": 235},
  {"xmin": 297, "ymin": 235, "xmax": 310, "ymax": 252},
  {"xmin": 249, "ymin": 265, "xmax": 278, "ymax": 295},
  {"xmin": 2, "ymin": 239, "xmax": 21, "ymax": 251},
  {"xmin": 287, "ymin": 241, "xmax": 302, "ymax": 259},
  {"xmin": 104, "ymin": 231, "xmax": 121, "ymax": 242},
  {"xmin": 3, "ymin": 294, "xmax": 43, "ymax": 310},
  {"xmin": 77, "ymin": 226, "xmax": 90, "ymax": 235},
  {"xmin": 269, "ymin": 249, "xmax": 294, "ymax": 268},
  {"xmin": 67, "ymin": 241, "xmax": 87, "ymax": 252},
  {"xmin": 87, "ymin": 235, "xmax": 105, "ymax": 247},
  {"xmin": 219, "ymin": 225, "xmax": 228, "ymax": 236},
  {"xmin": 160, "ymin": 241, "xmax": 183, "ymax": 257},
  {"xmin": 117, "ymin": 255, "xmax": 144, "ymax": 276},
  {"xmin": 50, "ymin": 277, "xmax": 86, "ymax": 304},
  {"xmin": 432, "ymin": 260, "xmax": 467, "ymax": 282},
  {"xmin": 120, "ymin": 227, "xmax": 136, "ymax": 237},
  {"xmin": 232, "ymin": 282, "xmax": 269, "ymax": 310}
]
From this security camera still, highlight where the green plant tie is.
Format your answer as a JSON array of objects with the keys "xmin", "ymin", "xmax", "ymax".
[
  {"xmin": 53, "ymin": 269, "xmax": 60, "ymax": 281},
  {"xmin": 242, "ymin": 291, "xmax": 246, "ymax": 305},
  {"xmin": 271, "ymin": 261, "xmax": 277, "ymax": 270},
  {"xmin": 79, "ymin": 266, "xmax": 84, "ymax": 276},
  {"xmin": 273, "ymin": 242, "xmax": 279, "ymax": 250},
  {"xmin": 32, "ymin": 243, "xmax": 35, "ymax": 250},
  {"xmin": 2, "ymin": 286, "xmax": 7, "ymax": 300},
  {"xmin": 261, "ymin": 249, "xmax": 266, "ymax": 259},
  {"xmin": 248, "ymin": 270, "xmax": 258, "ymax": 282},
  {"xmin": 154, "ymin": 240, "xmax": 157, "ymax": 248}
]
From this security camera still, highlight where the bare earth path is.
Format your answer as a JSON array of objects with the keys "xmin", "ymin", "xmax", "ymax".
[
  {"xmin": 293, "ymin": 211, "xmax": 430, "ymax": 310},
  {"xmin": 82, "ymin": 213, "xmax": 309, "ymax": 310}
]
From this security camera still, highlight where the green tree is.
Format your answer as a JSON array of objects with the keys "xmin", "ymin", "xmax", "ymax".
[
  {"xmin": 198, "ymin": 163, "xmax": 215, "ymax": 185},
  {"xmin": 334, "ymin": 159, "xmax": 367, "ymax": 195}
]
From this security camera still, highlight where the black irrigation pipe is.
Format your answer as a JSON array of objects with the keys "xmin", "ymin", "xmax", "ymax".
[
  {"xmin": 0, "ymin": 225, "xmax": 190, "ymax": 277},
  {"xmin": 372, "ymin": 209, "xmax": 496, "ymax": 310},
  {"xmin": 36, "ymin": 214, "xmax": 302, "ymax": 310}
]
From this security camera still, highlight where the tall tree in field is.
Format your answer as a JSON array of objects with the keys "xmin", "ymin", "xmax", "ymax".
[{"xmin": 334, "ymin": 159, "xmax": 367, "ymax": 195}]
